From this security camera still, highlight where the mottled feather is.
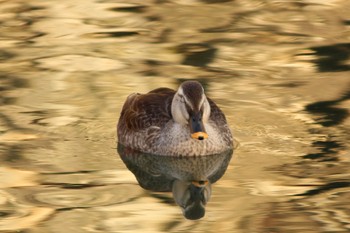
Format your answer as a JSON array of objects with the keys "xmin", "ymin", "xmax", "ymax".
[{"xmin": 118, "ymin": 88, "xmax": 174, "ymax": 133}]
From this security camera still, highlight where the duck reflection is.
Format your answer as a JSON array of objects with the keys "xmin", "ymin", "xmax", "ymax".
[{"xmin": 118, "ymin": 143, "xmax": 233, "ymax": 220}]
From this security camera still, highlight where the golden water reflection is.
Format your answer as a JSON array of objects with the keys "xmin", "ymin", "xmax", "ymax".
[{"xmin": 0, "ymin": 0, "xmax": 350, "ymax": 232}]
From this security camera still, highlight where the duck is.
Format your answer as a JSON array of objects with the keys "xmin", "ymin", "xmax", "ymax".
[
  {"xmin": 117, "ymin": 80, "xmax": 234, "ymax": 219},
  {"xmin": 117, "ymin": 80, "xmax": 233, "ymax": 157}
]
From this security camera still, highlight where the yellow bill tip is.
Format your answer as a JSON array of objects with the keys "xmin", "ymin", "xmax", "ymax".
[{"xmin": 191, "ymin": 132, "xmax": 208, "ymax": 140}]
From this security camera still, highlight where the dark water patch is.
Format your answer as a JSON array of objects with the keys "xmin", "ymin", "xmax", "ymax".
[
  {"xmin": 177, "ymin": 43, "xmax": 217, "ymax": 67},
  {"xmin": 9, "ymin": 4, "xmax": 45, "ymax": 13},
  {"xmin": 21, "ymin": 110, "xmax": 47, "ymax": 115},
  {"xmin": 144, "ymin": 59, "xmax": 163, "ymax": 66},
  {"xmin": 0, "ymin": 96, "xmax": 16, "ymax": 105},
  {"xmin": 312, "ymin": 140, "xmax": 342, "ymax": 154},
  {"xmin": 140, "ymin": 60, "xmax": 164, "ymax": 76},
  {"xmin": 140, "ymin": 70, "xmax": 159, "ymax": 76},
  {"xmin": 11, "ymin": 77, "xmax": 29, "ymax": 88},
  {"xmin": 302, "ymin": 140, "xmax": 343, "ymax": 161},
  {"xmin": 0, "ymin": 73, "xmax": 29, "ymax": 90},
  {"xmin": 86, "ymin": 31, "xmax": 139, "ymax": 38},
  {"xmin": 41, "ymin": 182, "xmax": 104, "ymax": 189},
  {"xmin": 41, "ymin": 170, "xmax": 97, "ymax": 175},
  {"xmin": 109, "ymin": 5, "xmax": 147, "ymax": 13},
  {"xmin": 146, "ymin": 15, "xmax": 162, "ymax": 21},
  {"xmin": 162, "ymin": 220, "xmax": 182, "ymax": 233},
  {"xmin": 205, "ymin": 38, "xmax": 237, "ymax": 44},
  {"xmin": 309, "ymin": 43, "xmax": 350, "ymax": 72},
  {"xmin": 0, "ymin": 84, "xmax": 10, "ymax": 92},
  {"xmin": 339, "ymin": 87, "xmax": 350, "ymax": 101},
  {"xmin": 25, "ymin": 32, "xmax": 46, "ymax": 42},
  {"xmin": 98, "ymin": 31, "xmax": 139, "ymax": 37},
  {"xmin": 306, "ymin": 101, "xmax": 349, "ymax": 127},
  {"xmin": 200, "ymin": 24, "xmax": 230, "ymax": 33},
  {"xmin": 3, "ymin": 145, "xmax": 25, "ymax": 162},
  {"xmin": 105, "ymin": 31, "xmax": 139, "ymax": 37},
  {"xmin": 152, "ymin": 28, "xmax": 171, "ymax": 43},
  {"xmin": 154, "ymin": 0, "xmax": 168, "ymax": 4},
  {"xmin": 31, "ymin": 118, "xmax": 48, "ymax": 126},
  {"xmin": 24, "ymin": 5, "xmax": 45, "ymax": 11},
  {"xmin": 273, "ymin": 81, "xmax": 305, "ymax": 88},
  {"xmin": 305, "ymin": 88, "xmax": 350, "ymax": 127},
  {"xmin": 202, "ymin": 25, "xmax": 281, "ymax": 34},
  {"xmin": 296, "ymin": 181, "xmax": 350, "ymax": 197},
  {"xmin": 302, "ymin": 153, "xmax": 339, "ymax": 162},
  {"xmin": 343, "ymin": 20, "xmax": 350, "ymax": 25},
  {"xmin": 57, "ymin": 207, "xmax": 89, "ymax": 212},
  {"xmin": 200, "ymin": 0, "xmax": 233, "ymax": 3},
  {"xmin": 0, "ymin": 210, "xmax": 13, "ymax": 217},
  {"xmin": 0, "ymin": 113, "xmax": 17, "ymax": 130},
  {"xmin": 0, "ymin": 50, "xmax": 16, "ymax": 61}
]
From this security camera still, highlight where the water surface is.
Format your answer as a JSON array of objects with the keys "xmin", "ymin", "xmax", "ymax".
[{"xmin": 1, "ymin": 0, "xmax": 350, "ymax": 232}]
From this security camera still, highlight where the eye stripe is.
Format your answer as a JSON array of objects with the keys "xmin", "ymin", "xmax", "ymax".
[
  {"xmin": 185, "ymin": 102, "xmax": 193, "ymax": 114},
  {"xmin": 183, "ymin": 95, "xmax": 193, "ymax": 110}
]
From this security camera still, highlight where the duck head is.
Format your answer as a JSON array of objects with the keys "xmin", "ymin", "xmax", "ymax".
[
  {"xmin": 171, "ymin": 81, "xmax": 211, "ymax": 140},
  {"xmin": 172, "ymin": 180, "xmax": 212, "ymax": 220}
]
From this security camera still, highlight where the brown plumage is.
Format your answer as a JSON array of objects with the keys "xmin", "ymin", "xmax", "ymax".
[{"xmin": 117, "ymin": 81, "xmax": 233, "ymax": 156}]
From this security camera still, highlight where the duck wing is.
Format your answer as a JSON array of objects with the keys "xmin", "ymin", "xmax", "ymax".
[
  {"xmin": 207, "ymin": 97, "xmax": 233, "ymax": 145},
  {"xmin": 118, "ymin": 87, "xmax": 175, "ymax": 135},
  {"xmin": 207, "ymin": 97, "xmax": 227, "ymax": 124}
]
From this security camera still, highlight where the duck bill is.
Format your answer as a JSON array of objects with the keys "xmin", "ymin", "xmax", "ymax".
[
  {"xmin": 182, "ymin": 181, "xmax": 211, "ymax": 220},
  {"xmin": 189, "ymin": 112, "xmax": 208, "ymax": 140},
  {"xmin": 172, "ymin": 180, "xmax": 211, "ymax": 220}
]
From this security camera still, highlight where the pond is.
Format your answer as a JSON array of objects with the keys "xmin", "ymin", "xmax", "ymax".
[{"xmin": 0, "ymin": 0, "xmax": 350, "ymax": 232}]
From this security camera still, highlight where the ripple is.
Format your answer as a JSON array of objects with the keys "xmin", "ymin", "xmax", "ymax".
[
  {"xmin": 41, "ymin": 169, "xmax": 137, "ymax": 186},
  {"xmin": 245, "ymin": 179, "xmax": 320, "ymax": 197},
  {"xmin": 0, "ymin": 191, "xmax": 54, "ymax": 232},
  {"xmin": 36, "ymin": 55, "xmax": 126, "ymax": 72},
  {"xmin": 24, "ymin": 184, "xmax": 141, "ymax": 209},
  {"xmin": 32, "ymin": 116, "xmax": 79, "ymax": 127}
]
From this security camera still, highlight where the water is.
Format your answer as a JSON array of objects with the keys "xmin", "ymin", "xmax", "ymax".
[{"xmin": 0, "ymin": 0, "xmax": 350, "ymax": 232}]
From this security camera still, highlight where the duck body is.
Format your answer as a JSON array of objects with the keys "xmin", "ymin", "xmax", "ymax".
[{"xmin": 117, "ymin": 81, "xmax": 233, "ymax": 156}]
